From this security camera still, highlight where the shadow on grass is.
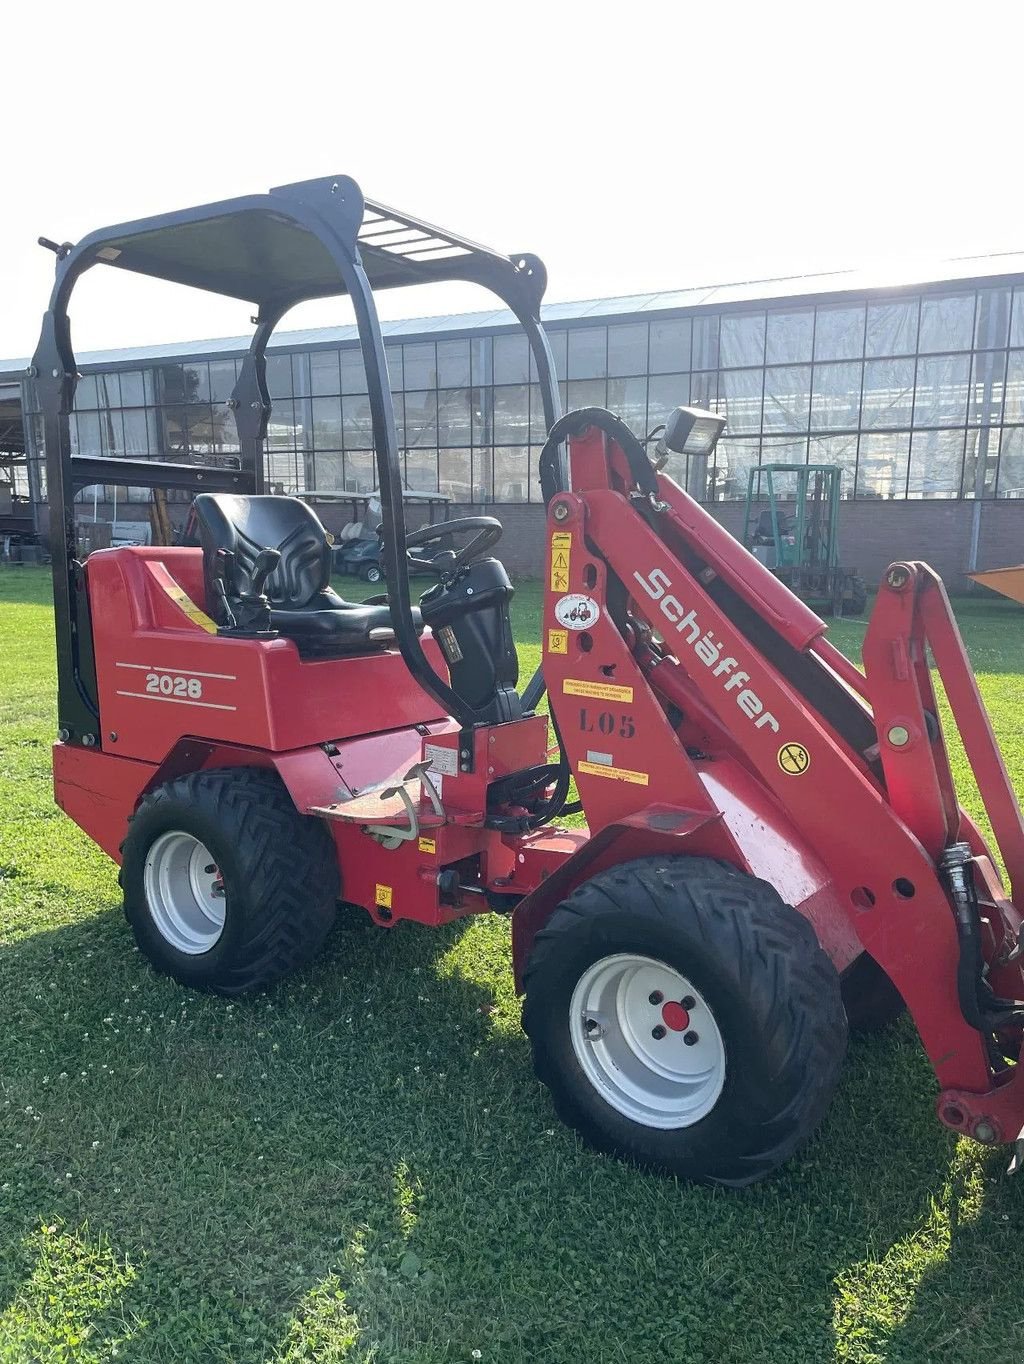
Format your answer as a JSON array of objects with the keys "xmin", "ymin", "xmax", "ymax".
[{"xmin": 3, "ymin": 895, "xmax": 1020, "ymax": 1361}]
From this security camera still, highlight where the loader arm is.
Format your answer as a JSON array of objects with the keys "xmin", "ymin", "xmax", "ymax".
[{"xmin": 537, "ymin": 414, "xmax": 1024, "ymax": 1147}]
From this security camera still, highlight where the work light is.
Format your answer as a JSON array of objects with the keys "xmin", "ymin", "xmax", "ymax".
[{"xmin": 662, "ymin": 406, "xmax": 726, "ymax": 458}]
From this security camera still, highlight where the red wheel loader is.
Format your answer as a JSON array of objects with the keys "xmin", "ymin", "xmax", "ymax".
[{"xmin": 35, "ymin": 178, "xmax": 1024, "ymax": 1186}]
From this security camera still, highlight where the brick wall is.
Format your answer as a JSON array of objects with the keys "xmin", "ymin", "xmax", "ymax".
[
  {"xmin": 75, "ymin": 495, "xmax": 1022, "ymax": 591},
  {"xmin": 437, "ymin": 498, "xmax": 1024, "ymax": 590}
]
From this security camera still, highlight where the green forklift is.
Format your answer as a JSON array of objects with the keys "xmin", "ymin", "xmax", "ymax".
[{"xmin": 743, "ymin": 464, "xmax": 867, "ymax": 617}]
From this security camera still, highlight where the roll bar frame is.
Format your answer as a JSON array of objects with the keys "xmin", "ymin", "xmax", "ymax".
[{"xmin": 31, "ymin": 175, "xmax": 562, "ymax": 742}]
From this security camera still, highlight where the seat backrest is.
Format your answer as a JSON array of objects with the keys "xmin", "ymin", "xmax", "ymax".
[{"xmin": 192, "ymin": 494, "xmax": 331, "ymax": 610}]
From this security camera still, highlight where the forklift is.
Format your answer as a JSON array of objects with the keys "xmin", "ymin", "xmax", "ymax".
[
  {"xmin": 744, "ymin": 463, "xmax": 867, "ymax": 616},
  {"xmin": 35, "ymin": 177, "xmax": 1024, "ymax": 1185}
]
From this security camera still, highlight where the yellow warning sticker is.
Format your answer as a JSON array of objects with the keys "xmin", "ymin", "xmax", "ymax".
[
  {"xmin": 563, "ymin": 678, "xmax": 634, "ymax": 703},
  {"xmin": 159, "ymin": 579, "xmax": 218, "ymax": 634},
  {"xmin": 778, "ymin": 742, "xmax": 811, "ymax": 776},
  {"xmin": 418, "ymin": 837, "xmax": 436, "ymax": 855},
  {"xmin": 547, "ymin": 629, "xmax": 569, "ymax": 655},
  {"xmin": 375, "ymin": 883, "xmax": 394, "ymax": 908},
  {"xmin": 578, "ymin": 760, "xmax": 650, "ymax": 786},
  {"xmin": 550, "ymin": 531, "xmax": 572, "ymax": 593}
]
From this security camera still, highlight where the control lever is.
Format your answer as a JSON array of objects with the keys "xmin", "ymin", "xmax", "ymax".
[
  {"xmin": 248, "ymin": 547, "xmax": 281, "ymax": 600},
  {"xmin": 212, "ymin": 549, "xmax": 238, "ymax": 629}
]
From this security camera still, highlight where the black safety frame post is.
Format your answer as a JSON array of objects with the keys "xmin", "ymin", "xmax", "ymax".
[{"xmin": 32, "ymin": 175, "xmax": 563, "ymax": 741}]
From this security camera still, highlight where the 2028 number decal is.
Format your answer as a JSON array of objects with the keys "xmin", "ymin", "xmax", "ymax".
[{"xmin": 145, "ymin": 673, "xmax": 203, "ymax": 699}]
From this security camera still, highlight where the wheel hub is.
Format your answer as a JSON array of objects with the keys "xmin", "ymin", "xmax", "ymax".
[
  {"xmin": 569, "ymin": 954, "xmax": 725, "ymax": 1129},
  {"xmin": 143, "ymin": 831, "xmax": 225, "ymax": 955}
]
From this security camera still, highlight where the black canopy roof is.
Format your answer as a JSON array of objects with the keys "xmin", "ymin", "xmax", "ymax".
[{"xmin": 63, "ymin": 175, "xmax": 542, "ymax": 315}]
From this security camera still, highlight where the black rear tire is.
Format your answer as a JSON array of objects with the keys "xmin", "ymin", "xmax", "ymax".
[
  {"xmin": 522, "ymin": 856, "xmax": 847, "ymax": 1186},
  {"xmin": 120, "ymin": 767, "xmax": 338, "ymax": 995}
]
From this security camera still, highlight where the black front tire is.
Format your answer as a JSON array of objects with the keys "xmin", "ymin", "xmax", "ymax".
[
  {"xmin": 120, "ymin": 767, "xmax": 338, "ymax": 995},
  {"xmin": 522, "ymin": 856, "xmax": 847, "ymax": 1186}
]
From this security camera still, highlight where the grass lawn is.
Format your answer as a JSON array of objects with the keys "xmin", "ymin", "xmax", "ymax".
[{"xmin": 1, "ymin": 565, "xmax": 1024, "ymax": 1363}]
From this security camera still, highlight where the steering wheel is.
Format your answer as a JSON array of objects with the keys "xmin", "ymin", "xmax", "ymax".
[{"xmin": 404, "ymin": 516, "xmax": 503, "ymax": 578}]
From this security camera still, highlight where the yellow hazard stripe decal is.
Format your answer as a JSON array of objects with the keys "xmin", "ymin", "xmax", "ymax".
[
  {"xmin": 159, "ymin": 577, "xmax": 218, "ymax": 634},
  {"xmin": 578, "ymin": 760, "xmax": 649, "ymax": 786}
]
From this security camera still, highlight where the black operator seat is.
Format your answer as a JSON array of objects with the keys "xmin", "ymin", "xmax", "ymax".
[{"xmin": 192, "ymin": 493, "xmax": 422, "ymax": 656}]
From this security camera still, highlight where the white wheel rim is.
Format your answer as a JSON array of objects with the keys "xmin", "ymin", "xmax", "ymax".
[
  {"xmin": 143, "ymin": 831, "xmax": 226, "ymax": 955},
  {"xmin": 569, "ymin": 953, "xmax": 726, "ymax": 1129}
]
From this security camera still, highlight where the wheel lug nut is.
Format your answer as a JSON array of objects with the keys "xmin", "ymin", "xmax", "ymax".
[
  {"xmin": 204, "ymin": 863, "xmax": 216, "ymax": 874},
  {"xmin": 648, "ymin": 990, "xmax": 664, "ymax": 1005},
  {"xmin": 683, "ymin": 1030, "xmax": 698, "ymax": 1046},
  {"xmin": 681, "ymin": 995, "xmax": 695, "ymax": 1010},
  {"xmin": 651, "ymin": 1025, "xmax": 666, "ymax": 1040}
]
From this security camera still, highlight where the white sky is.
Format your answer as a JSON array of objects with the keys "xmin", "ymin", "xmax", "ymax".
[{"xmin": 2, "ymin": 1, "xmax": 1022, "ymax": 363}]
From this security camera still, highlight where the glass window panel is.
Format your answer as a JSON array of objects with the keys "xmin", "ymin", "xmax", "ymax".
[
  {"xmin": 647, "ymin": 375, "xmax": 689, "ymax": 431},
  {"xmin": 493, "ymin": 446, "xmax": 531, "ymax": 502},
  {"xmin": 1003, "ymin": 350, "xmax": 1024, "ymax": 423},
  {"xmin": 692, "ymin": 314, "xmax": 719, "ymax": 370},
  {"xmin": 473, "ymin": 448, "xmax": 494, "ymax": 502},
  {"xmin": 689, "ymin": 371, "xmax": 718, "ymax": 411},
  {"xmin": 207, "ymin": 360, "xmax": 236, "ymax": 404},
  {"xmin": 913, "ymin": 354, "xmax": 970, "ymax": 427},
  {"xmin": 437, "ymin": 340, "xmax": 471, "ymax": 388},
  {"xmin": 530, "ymin": 384, "xmax": 554, "ymax": 443},
  {"xmin": 607, "ymin": 324, "xmax": 648, "ymax": 376},
  {"xmin": 290, "ymin": 355, "xmax": 311, "ymax": 399},
  {"xmin": 865, "ymin": 298, "xmax": 919, "ymax": 357},
  {"xmin": 121, "ymin": 409, "xmax": 155, "ymax": 458},
  {"xmin": 766, "ymin": 310, "xmax": 814, "ymax": 365},
  {"xmin": 719, "ymin": 313, "xmax": 764, "ymax": 369},
  {"xmin": 342, "ymin": 393, "xmax": 374, "ymax": 448},
  {"xmin": 265, "ymin": 355, "xmax": 292, "ymax": 400},
  {"xmin": 73, "ymin": 375, "xmax": 100, "ymax": 411},
  {"xmin": 711, "ymin": 436, "xmax": 759, "ymax": 500},
  {"xmin": 72, "ymin": 411, "xmax": 100, "ymax": 456},
  {"xmin": 918, "ymin": 292, "xmax": 975, "ymax": 353},
  {"xmin": 968, "ymin": 351, "xmax": 1007, "ymax": 425},
  {"xmin": 762, "ymin": 366, "xmax": 811, "ymax": 433},
  {"xmin": 384, "ymin": 345, "xmax": 404, "ymax": 389},
  {"xmin": 810, "ymin": 361, "xmax": 862, "ymax": 430},
  {"xmin": 312, "ymin": 396, "xmax": 343, "ymax": 449},
  {"xmin": 963, "ymin": 427, "xmax": 1000, "ymax": 499},
  {"xmin": 813, "ymin": 305, "xmax": 865, "ymax": 361},
  {"xmin": 1011, "ymin": 290, "xmax": 1024, "ymax": 348},
  {"xmin": 402, "ymin": 391, "xmax": 438, "ymax": 448},
  {"xmin": 210, "ymin": 402, "xmax": 239, "ymax": 453},
  {"xmin": 403, "ymin": 343, "xmax": 436, "ymax": 390},
  {"xmin": 720, "ymin": 368, "xmax": 762, "ymax": 435},
  {"xmin": 472, "ymin": 388, "xmax": 493, "ymax": 446},
  {"xmin": 607, "ymin": 376, "xmax": 648, "ymax": 434},
  {"xmin": 808, "ymin": 434, "xmax": 859, "ymax": 494},
  {"xmin": 567, "ymin": 328, "xmax": 607, "ymax": 380},
  {"xmin": 471, "ymin": 336, "xmax": 493, "ymax": 386},
  {"xmin": 861, "ymin": 357, "xmax": 916, "ymax": 429},
  {"xmin": 997, "ymin": 426, "xmax": 1024, "ymax": 498},
  {"xmin": 649, "ymin": 319, "xmax": 692, "ymax": 374},
  {"xmin": 404, "ymin": 449, "xmax": 438, "ymax": 494},
  {"xmin": 974, "ymin": 288, "xmax": 1011, "ymax": 350},
  {"xmin": 312, "ymin": 451, "xmax": 344, "ymax": 492},
  {"xmin": 340, "ymin": 348, "xmax": 368, "ymax": 394},
  {"xmin": 309, "ymin": 351, "xmax": 341, "ymax": 396},
  {"xmin": 761, "ymin": 435, "xmax": 809, "ymax": 466},
  {"xmin": 96, "ymin": 373, "xmax": 121, "ymax": 411},
  {"xmin": 344, "ymin": 451, "xmax": 375, "ymax": 493},
  {"xmin": 438, "ymin": 448, "xmax": 471, "ymax": 501},
  {"xmin": 857, "ymin": 431, "xmax": 910, "ymax": 499},
  {"xmin": 493, "ymin": 385, "xmax": 531, "ymax": 444},
  {"xmin": 157, "ymin": 364, "xmax": 188, "ymax": 405},
  {"xmin": 436, "ymin": 389, "xmax": 472, "ymax": 447},
  {"xmin": 493, "ymin": 334, "xmax": 530, "ymax": 384},
  {"xmin": 536, "ymin": 330, "xmax": 566, "ymax": 381},
  {"xmin": 185, "ymin": 404, "xmax": 218, "ymax": 454},
  {"xmin": 566, "ymin": 379, "xmax": 606, "ymax": 411},
  {"xmin": 118, "ymin": 370, "xmax": 153, "ymax": 406},
  {"xmin": 908, "ymin": 429, "xmax": 964, "ymax": 499},
  {"xmin": 99, "ymin": 409, "xmax": 125, "ymax": 457}
]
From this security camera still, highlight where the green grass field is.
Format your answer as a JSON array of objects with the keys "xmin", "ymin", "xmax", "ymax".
[{"xmin": 2, "ymin": 566, "xmax": 1024, "ymax": 1363}]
